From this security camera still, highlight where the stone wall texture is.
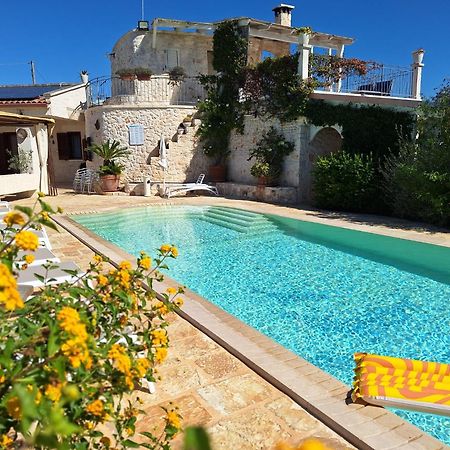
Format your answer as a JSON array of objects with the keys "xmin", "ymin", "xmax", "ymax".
[
  {"xmin": 85, "ymin": 105, "xmax": 210, "ymax": 185},
  {"xmin": 228, "ymin": 116, "xmax": 307, "ymax": 188}
]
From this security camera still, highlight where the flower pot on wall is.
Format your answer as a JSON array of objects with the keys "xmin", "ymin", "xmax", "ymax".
[
  {"xmin": 100, "ymin": 175, "xmax": 120, "ymax": 192},
  {"xmin": 257, "ymin": 176, "xmax": 277, "ymax": 187},
  {"xmin": 208, "ymin": 165, "xmax": 227, "ymax": 182}
]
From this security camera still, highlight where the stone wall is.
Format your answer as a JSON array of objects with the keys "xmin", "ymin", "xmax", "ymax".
[
  {"xmin": 85, "ymin": 105, "xmax": 210, "ymax": 185},
  {"xmin": 111, "ymin": 30, "xmax": 213, "ymax": 78},
  {"xmin": 247, "ymin": 37, "xmax": 291, "ymax": 65},
  {"xmin": 228, "ymin": 115, "xmax": 307, "ymax": 188}
]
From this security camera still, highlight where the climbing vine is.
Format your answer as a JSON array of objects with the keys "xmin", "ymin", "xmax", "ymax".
[
  {"xmin": 196, "ymin": 20, "xmax": 248, "ymax": 164},
  {"xmin": 198, "ymin": 24, "xmax": 415, "ymax": 168}
]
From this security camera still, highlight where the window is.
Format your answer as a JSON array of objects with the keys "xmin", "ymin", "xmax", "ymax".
[
  {"xmin": 57, "ymin": 132, "xmax": 83, "ymax": 160},
  {"xmin": 0, "ymin": 132, "xmax": 18, "ymax": 175},
  {"xmin": 128, "ymin": 124, "xmax": 144, "ymax": 146},
  {"xmin": 166, "ymin": 48, "xmax": 179, "ymax": 69},
  {"xmin": 261, "ymin": 50, "xmax": 274, "ymax": 61}
]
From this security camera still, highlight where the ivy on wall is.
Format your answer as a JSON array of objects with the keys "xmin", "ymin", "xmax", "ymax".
[{"xmin": 304, "ymin": 100, "xmax": 415, "ymax": 161}]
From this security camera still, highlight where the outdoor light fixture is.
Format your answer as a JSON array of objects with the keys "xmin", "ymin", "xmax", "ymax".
[{"xmin": 138, "ymin": 20, "xmax": 149, "ymax": 31}]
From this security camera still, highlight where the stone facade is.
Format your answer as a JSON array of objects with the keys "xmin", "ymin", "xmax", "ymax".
[
  {"xmin": 228, "ymin": 115, "xmax": 342, "ymax": 204},
  {"xmin": 85, "ymin": 105, "xmax": 210, "ymax": 185},
  {"xmin": 111, "ymin": 30, "xmax": 213, "ymax": 78}
]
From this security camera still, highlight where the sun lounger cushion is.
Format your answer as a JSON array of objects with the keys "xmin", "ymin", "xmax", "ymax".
[{"xmin": 352, "ymin": 352, "xmax": 450, "ymax": 416}]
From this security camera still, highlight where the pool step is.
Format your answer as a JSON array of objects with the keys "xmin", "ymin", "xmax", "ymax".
[{"xmin": 201, "ymin": 207, "xmax": 279, "ymax": 235}]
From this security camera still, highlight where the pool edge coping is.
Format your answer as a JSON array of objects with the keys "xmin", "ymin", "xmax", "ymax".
[{"xmin": 53, "ymin": 213, "xmax": 449, "ymax": 450}]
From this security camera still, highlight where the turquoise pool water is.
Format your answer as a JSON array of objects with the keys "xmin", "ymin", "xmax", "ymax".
[{"xmin": 73, "ymin": 205, "xmax": 450, "ymax": 443}]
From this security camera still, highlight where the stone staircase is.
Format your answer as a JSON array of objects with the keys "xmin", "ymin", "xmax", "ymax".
[{"xmin": 200, "ymin": 206, "xmax": 279, "ymax": 235}]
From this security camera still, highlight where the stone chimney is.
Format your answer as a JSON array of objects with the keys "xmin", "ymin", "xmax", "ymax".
[{"xmin": 273, "ymin": 4, "xmax": 295, "ymax": 27}]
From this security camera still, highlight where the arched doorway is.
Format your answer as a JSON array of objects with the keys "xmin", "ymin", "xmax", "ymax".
[{"xmin": 300, "ymin": 127, "xmax": 342, "ymax": 203}]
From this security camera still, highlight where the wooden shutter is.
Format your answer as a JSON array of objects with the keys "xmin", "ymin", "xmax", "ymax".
[{"xmin": 57, "ymin": 133, "xmax": 70, "ymax": 160}]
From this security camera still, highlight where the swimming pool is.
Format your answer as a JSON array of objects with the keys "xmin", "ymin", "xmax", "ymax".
[{"xmin": 73, "ymin": 205, "xmax": 450, "ymax": 443}]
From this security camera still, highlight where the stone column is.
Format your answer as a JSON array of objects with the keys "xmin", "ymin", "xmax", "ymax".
[
  {"xmin": 412, "ymin": 49, "xmax": 425, "ymax": 100},
  {"xmin": 336, "ymin": 44, "xmax": 345, "ymax": 93},
  {"xmin": 297, "ymin": 33, "xmax": 312, "ymax": 80}
]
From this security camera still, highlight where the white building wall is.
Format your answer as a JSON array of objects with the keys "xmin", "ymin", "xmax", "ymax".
[
  {"xmin": 46, "ymin": 84, "xmax": 86, "ymax": 120},
  {"xmin": 0, "ymin": 125, "xmax": 48, "ymax": 197}
]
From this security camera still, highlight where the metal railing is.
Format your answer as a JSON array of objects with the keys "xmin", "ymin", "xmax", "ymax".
[
  {"xmin": 87, "ymin": 76, "xmax": 205, "ymax": 107},
  {"xmin": 314, "ymin": 65, "xmax": 414, "ymax": 99}
]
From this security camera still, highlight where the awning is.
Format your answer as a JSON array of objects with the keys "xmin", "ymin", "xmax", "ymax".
[{"xmin": 0, "ymin": 111, "xmax": 55, "ymax": 126}]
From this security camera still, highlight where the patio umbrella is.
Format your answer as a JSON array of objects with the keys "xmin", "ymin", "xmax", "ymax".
[{"xmin": 158, "ymin": 135, "xmax": 168, "ymax": 193}]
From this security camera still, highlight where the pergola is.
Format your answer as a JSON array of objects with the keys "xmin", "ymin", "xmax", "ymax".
[{"xmin": 150, "ymin": 17, "xmax": 354, "ymax": 56}]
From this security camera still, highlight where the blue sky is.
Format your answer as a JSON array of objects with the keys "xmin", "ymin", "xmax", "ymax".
[{"xmin": 0, "ymin": 0, "xmax": 448, "ymax": 97}]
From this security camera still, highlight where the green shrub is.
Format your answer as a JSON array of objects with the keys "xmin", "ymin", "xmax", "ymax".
[
  {"xmin": 382, "ymin": 81, "xmax": 450, "ymax": 227},
  {"xmin": 313, "ymin": 151, "xmax": 378, "ymax": 212}
]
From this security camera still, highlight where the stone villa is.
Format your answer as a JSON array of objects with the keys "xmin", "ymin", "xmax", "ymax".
[{"xmin": 0, "ymin": 5, "xmax": 424, "ymax": 202}]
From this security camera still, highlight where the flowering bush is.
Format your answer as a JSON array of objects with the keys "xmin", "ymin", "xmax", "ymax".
[{"xmin": 0, "ymin": 196, "xmax": 183, "ymax": 449}]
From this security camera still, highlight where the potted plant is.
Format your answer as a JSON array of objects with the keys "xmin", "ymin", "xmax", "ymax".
[
  {"xmin": 116, "ymin": 69, "xmax": 136, "ymax": 81},
  {"xmin": 134, "ymin": 67, "xmax": 153, "ymax": 81},
  {"xmin": 248, "ymin": 127, "xmax": 295, "ymax": 187},
  {"xmin": 88, "ymin": 140, "xmax": 130, "ymax": 192},
  {"xmin": 168, "ymin": 66, "xmax": 186, "ymax": 85}
]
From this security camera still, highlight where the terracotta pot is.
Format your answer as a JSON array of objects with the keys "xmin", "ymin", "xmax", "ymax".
[
  {"xmin": 136, "ymin": 74, "xmax": 151, "ymax": 81},
  {"xmin": 100, "ymin": 175, "xmax": 120, "ymax": 192},
  {"xmin": 120, "ymin": 74, "xmax": 135, "ymax": 81},
  {"xmin": 208, "ymin": 165, "xmax": 227, "ymax": 182},
  {"xmin": 257, "ymin": 176, "xmax": 277, "ymax": 187}
]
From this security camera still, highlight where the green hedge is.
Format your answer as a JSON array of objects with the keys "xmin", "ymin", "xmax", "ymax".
[{"xmin": 312, "ymin": 151, "xmax": 379, "ymax": 212}]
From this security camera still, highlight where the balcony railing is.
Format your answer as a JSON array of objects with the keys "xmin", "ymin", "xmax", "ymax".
[
  {"xmin": 87, "ymin": 75, "xmax": 206, "ymax": 107},
  {"xmin": 313, "ymin": 64, "xmax": 414, "ymax": 99}
]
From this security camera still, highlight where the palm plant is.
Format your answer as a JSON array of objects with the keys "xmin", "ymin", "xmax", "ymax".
[{"xmin": 89, "ymin": 140, "xmax": 130, "ymax": 175}]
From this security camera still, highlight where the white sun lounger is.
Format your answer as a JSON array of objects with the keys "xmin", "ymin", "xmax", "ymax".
[
  {"xmin": 17, "ymin": 261, "xmax": 84, "ymax": 288},
  {"xmin": 164, "ymin": 174, "xmax": 219, "ymax": 199},
  {"xmin": 1, "ymin": 225, "xmax": 52, "ymax": 250},
  {"xmin": 16, "ymin": 248, "xmax": 60, "ymax": 267}
]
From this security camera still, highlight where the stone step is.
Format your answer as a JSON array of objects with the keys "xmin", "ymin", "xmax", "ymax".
[{"xmin": 210, "ymin": 206, "xmax": 261, "ymax": 219}]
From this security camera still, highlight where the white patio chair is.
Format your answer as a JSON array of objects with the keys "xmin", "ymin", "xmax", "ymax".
[
  {"xmin": 73, "ymin": 168, "xmax": 88, "ymax": 193},
  {"xmin": 163, "ymin": 173, "xmax": 219, "ymax": 199},
  {"xmin": 83, "ymin": 169, "xmax": 99, "ymax": 194}
]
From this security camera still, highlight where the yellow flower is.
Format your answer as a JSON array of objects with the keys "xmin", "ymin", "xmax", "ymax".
[
  {"xmin": 138, "ymin": 256, "xmax": 152, "ymax": 270},
  {"xmin": 151, "ymin": 329, "xmax": 168, "ymax": 346},
  {"xmin": 37, "ymin": 191, "xmax": 46, "ymax": 198},
  {"xmin": 61, "ymin": 338, "xmax": 90, "ymax": 368},
  {"xmin": 24, "ymin": 254, "xmax": 35, "ymax": 264},
  {"xmin": 117, "ymin": 269, "xmax": 130, "ymax": 288},
  {"xmin": 0, "ymin": 264, "xmax": 24, "ymax": 311},
  {"xmin": 166, "ymin": 287, "xmax": 177, "ymax": 295},
  {"xmin": 14, "ymin": 231, "xmax": 39, "ymax": 251},
  {"xmin": 160, "ymin": 244, "xmax": 171, "ymax": 254},
  {"xmin": 3, "ymin": 211, "xmax": 25, "ymax": 227},
  {"xmin": 96, "ymin": 274, "xmax": 108, "ymax": 286},
  {"xmin": 134, "ymin": 358, "xmax": 151, "ymax": 378},
  {"xmin": 0, "ymin": 375, "xmax": 5, "ymax": 384},
  {"xmin": 6, "ymin": 396, "xmax": 21, "ymax": 419},
  {"xmin": 86, "ymin": 399, "xmax": 105, "ymax": 417},
  {"xmin": 119, "ymin": 261, "xmax": 132, "ymax": 270},
  {"xmin": 299, "ymin": 439, "xmax": 331, "ymax": 450},
  {"xmin": 93, "ymin": 254, "xmax": 103, "ymax": 264},
  {"xmin": 85, "ymin": 421, "xmax": 95, "ymax": 430},
  {"xmin": 108, "ymin": 344, "xmax": 131, "ymax": 375},
  {"xmin": 166, "ymin": 409, "xmax": 181, "ymax": 429},
  {"xmin": 154, "ymin": 301, "xmax": 168, "ymax": 315},
  {"xmin": 171, "ymin": 246, "xmax": 178, "ymax": 258},
  {"xmin": 174, "ymin": 297, "xmax": 184, "ymax": 307},
  {"xmin": 0, "ymin": 434, "xmax": 13, "ymax": 448},
  {"xmin": 154, "ymin": 347, "xmax": 168, "ymax": 363},
  {"xmin": 45, "ymin": 383, "xmax": 63, "ymax": 402},
  {"xmin": 35, "ymin": 390, "xmax": 42, "ymax": 405},
  {"xmin": 57, "ymin": 307, "xmax": 88, "ymax": 339},
  {"xmin": 57, "ymin": 206, "xmax": 64, "ymax": 214},
  {"xmin": 40, "ymin": 211, "xmax": 49, "ymax": 221}
]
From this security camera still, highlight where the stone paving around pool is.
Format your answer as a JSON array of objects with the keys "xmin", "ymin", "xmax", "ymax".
[{"xmin": 10, "ymin": 189, "xmax": 450, "ymax": 449}]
